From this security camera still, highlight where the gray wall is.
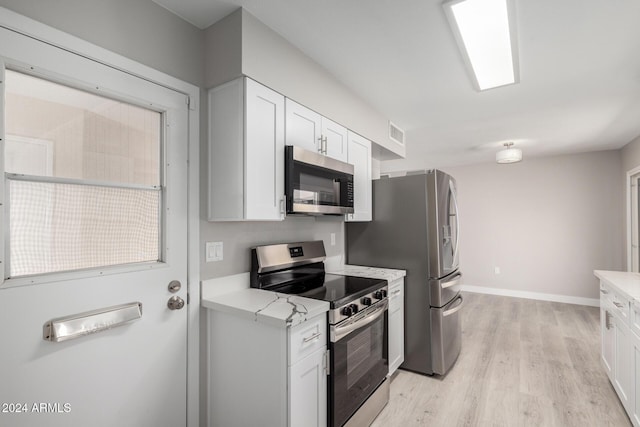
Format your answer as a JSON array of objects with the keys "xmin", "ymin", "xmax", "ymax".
[
  {"xmin": 0, "ymin": 0, "xmax": 204, "ymax": 86},
  {"xmin": 439, "ymin": 150, "xmax": 623, "ymax": 300},
  {"xmin": 621, "ymin": 134, "xmax": 640, "ymax": 269},
  {"xmin": 199, "ymin": 8, "xmax": 395, "ymax": 280}
]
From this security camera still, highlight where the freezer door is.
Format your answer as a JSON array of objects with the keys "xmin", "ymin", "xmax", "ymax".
[
  {"xmin": 428, "ymin": 170, "xmax": 460, "ymax": 278},
  {"xmin": 429, "ymin": 271, "xmax": 462, "ymax": 308},
  {"xmin": 430, "ymin": 293, "xmax": 463, "ymax": 375}
]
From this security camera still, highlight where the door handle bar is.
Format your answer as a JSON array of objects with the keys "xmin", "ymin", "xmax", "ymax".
[{"xmin": 43, "ymin": 302, "xmax": 142, "ymax": 342}]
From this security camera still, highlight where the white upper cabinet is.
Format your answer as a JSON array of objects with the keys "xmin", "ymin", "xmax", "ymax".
[
  {"xmin": 286, "ymin": 99, "xmax": 348, "ymax": 162},
  {"xmin": 285, "ymin": 98, "xmax": 321, "ymax": 154},
  {"xmin": 208, "ymin": 77, "xmax": 285, "ymax": 221},
  {"xmin": 346, "ymin": 131, "xmax": 372, "ymax": 222},
  {"xmin": 321, "ymin": 117, "xmax": 348, "ymax": 162}
]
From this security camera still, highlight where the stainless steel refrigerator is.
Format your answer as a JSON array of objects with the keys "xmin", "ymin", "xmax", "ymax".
[{"xmin": 346, "ymin": 170, "xmax": 463, "ymax": 375}]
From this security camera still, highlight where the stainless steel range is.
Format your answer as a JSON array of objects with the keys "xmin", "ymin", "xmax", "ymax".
[{"xmin": 251, "ymin": 240, "xmax": 389, "ymax": 427}]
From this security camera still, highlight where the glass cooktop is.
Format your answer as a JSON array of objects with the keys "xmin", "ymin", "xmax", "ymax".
[{"xmin": 257, "ymin": 271, "xmax": 387, "ymax": 308}]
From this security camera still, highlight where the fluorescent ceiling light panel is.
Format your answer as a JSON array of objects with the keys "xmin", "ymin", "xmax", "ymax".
[{"xmin": 444, "ymin": 0, "xmax": 519, "ymax": 90}]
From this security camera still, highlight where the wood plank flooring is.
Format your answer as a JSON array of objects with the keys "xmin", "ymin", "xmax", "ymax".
[{"xmin": 371, "ymin": 292, "xmax": 631, "ymax": 427}]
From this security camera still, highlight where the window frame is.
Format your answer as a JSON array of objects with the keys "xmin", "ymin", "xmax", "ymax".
[{"xmin": 0, "ymin": 63, "xmax": 170, "ymax": 288}]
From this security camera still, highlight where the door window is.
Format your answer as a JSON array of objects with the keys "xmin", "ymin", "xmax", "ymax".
[{"xmin": 4, "ymin": 70, "xmax": 162, "ymax": 278}]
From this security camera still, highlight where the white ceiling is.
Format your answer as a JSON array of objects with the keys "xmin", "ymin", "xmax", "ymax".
[{"xmin": 153, "ymin": 0, "xmax": 640, "ymax": 169}]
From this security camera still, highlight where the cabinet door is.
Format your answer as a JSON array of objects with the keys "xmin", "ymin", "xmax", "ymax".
[
  {"xmin": 614, "ymin": 314, "xmax": 634, "ymax": 413},
  {"xmin": 322, "ymin": 117, "xmax": 348, "ymax": 162},
  {"xmin": 601, "ymin": 305, "xmax": 615, "ymax": 381},
  {"xmin": 633, "ymin": 334, "xmax": 640, "ymax": 427},
  {"xmin": 245, "ymin": 78, "xmax": 285, "ymax": 220},
  {"xmin": 388, "ymin": 279, "xmax": 405, "ymax": 375},
  {"xmin": 285, "ymin": 98, "xmax": 322, "ymax": 153},
  {"xmin": 346, "ymin": 131, "xmax": 372, "ymax": 222},
  {"xmin": 289, "ymin": 349, "xmax": 327, "ymax": 427}
]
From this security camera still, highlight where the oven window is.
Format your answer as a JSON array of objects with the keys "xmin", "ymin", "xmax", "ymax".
[
  {"xmin": 330, "ymin": 311, "xmax": 388, "ymax": 427},
  {"xmin": 347, "ymin": 328, "xmax": 374, "ymax": 388}
]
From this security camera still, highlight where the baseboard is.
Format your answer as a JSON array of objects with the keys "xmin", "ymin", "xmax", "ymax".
[{"xmin": 460, "ymin": 285, "xmax": 600, "ymax": 307}]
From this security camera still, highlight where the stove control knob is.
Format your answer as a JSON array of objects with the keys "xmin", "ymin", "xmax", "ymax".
[
  {"xmin": 362, "ymin": 297, "xmax": 372, "ymax": 306},
  {"xmin": 342, "ymin": 304, "xmax": 359, "ymax": 316},
  {"xmin": 374, "ymin": 290, "xmax": 388, "ymax": 300}
]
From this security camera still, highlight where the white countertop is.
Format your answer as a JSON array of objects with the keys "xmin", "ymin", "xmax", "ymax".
[
  {"xmin": 594, "ymin": 270, "xmax": 640, "ymax": 301},
  {"xmin": 202, "ymin": 288, "xmax": 329, "ymax": 328},
  {"xmin": 201, "ymin": 264, "xmax": 406, "ymax": 328},
  {"xmin": 327, "ymin": 264, "xmax": 406, "ymax": 282}
]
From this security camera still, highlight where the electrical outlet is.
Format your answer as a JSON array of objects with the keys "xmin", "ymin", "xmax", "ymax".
[
  {"xmin": 494, "ymin": 266, "xmax": 501, "ymax": 275},
  {"xmin": 206, "ymin": 241, "xmax": 223, "ymax": 262}
]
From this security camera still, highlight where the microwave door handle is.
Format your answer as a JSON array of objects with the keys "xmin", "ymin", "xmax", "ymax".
[{"xmin": 449, "ymin": 180, "xmax": 460, "ymax": 266}]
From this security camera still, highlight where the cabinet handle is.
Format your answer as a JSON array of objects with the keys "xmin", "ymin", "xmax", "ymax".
[
  {"xmin": 279, "ymin": 196, "xmax": 286, "ymax": 219},
  {"xmin": 600, "ymin": 289, "xmax": 609, "ymax": 294},
  {"xmin": 393, "ymin": 289, "xmax": 401, "ymax": 295},
  {"xmin": 606, "ymin": 310, "xmax": 613, "ymax": 330},
  {"xmin": 303, "ymin": 332, "xmax": 322, "ymax": 343},
  {"xmin": 613, "ymin": 301, "xmax": 625, "ymax": 309},
  {"xmin": 317, "ymin": 136, "xmax": 324, "ymax": 154}
]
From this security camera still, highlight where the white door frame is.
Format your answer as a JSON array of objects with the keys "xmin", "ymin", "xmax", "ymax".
[
  {"xmin": 0, "ymin": 7, "xmax": 201, "ymax": 427},
  {"xmin": 627, "ymin": 165, "xmax": 640, "ymax": 272}
]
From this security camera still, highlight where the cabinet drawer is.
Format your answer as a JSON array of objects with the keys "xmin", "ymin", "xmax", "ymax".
[
  {"xmin": 289, "ymin": 313, "xmax": 327, "ymax": 366},
  {"xmin": 602, "ymin": 283, "xmax": 630, "ymax": 323},
  {"xmin": 631, "ymin": 301, "xmax": 640, "ymax": 339},
  {"xmin": 611, "ymin": 290, "xmax": 630, "ymax": 323},
  {"xmin": 388, "ymin": 279, "xmax": 404, "ymax": 313}
]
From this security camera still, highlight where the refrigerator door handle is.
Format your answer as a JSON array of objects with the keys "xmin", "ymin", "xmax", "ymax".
[
  {"xmin": 441, "ymin": 272, "xmax": 462, "ymax": 289},
  {"xmin": 443, "ymin": 295, "xmax": 464, "ymax": 317},
  {"xmin": 449, "ymin": 179, "xmax": 460, "ymax": 267}
]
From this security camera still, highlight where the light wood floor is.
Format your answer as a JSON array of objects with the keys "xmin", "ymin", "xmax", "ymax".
[{"xmin": 372, "ymin": 292, "xmax": 631, "ymax": 427}]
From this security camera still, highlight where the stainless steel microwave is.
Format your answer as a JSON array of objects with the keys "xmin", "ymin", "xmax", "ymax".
[{"xmin": 285, "ymin": 145, "xmax": 354, "ymax": 215}]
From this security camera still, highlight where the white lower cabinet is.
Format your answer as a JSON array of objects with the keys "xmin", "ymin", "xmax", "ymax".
[
  {"xmin": 599, "ymin": 281, "xmax": 639, "ymax": 426},
  {"xmin": 614, "ymin": 313, "xmax": 634, "ymax": 412},
  {"xmin": 388, "ymin": 278, "xmax": 405, "ymax": 375},
  {"xmin": 633, "ymin": 334, "xmax": 640, "ymax": 426},
  {"xmin": 601, "ymin": 303, "xmax": 615, "ymax": 381},
  {"xmin": 289, "ymin": 348, "xmax": 328, "ymax": 427},
  {"xmin": 208, "ymin": 310, "xmax": 327, "ymax": 426}
]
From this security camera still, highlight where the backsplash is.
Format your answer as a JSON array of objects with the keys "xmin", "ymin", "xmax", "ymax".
[{"xmin": 199, "ymin": 215, "xmax": 344, "ymax": 280}]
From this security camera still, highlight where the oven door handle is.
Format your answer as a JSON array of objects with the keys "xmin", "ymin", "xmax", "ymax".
[{"xmin": 332, "ymin": 300, "xmax": 388, "ymax": 342}]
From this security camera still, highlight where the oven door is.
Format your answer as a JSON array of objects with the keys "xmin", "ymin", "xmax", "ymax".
[
  {"xmin": 330, "ymin": 301, "xmax": 388, "ymax": 427},
  {"xmin": 285, "ymin": 145, "xmax": 354, "ymax": 215}
]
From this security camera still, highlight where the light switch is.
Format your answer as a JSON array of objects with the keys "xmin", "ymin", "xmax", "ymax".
[
  {"xmin": 206, "ymin": 241, "xmax": 223, "ymax": 262},
  {"xmin": 330, "ymin": 233, "xmax": 336, "ymax": 246}
]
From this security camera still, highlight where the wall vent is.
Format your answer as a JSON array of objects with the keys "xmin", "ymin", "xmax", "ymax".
[{"xmin": 389, "ymin": 122, "xmax": 405, "ymax": 145}]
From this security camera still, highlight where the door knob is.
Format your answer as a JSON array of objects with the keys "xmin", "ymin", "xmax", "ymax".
[{"xmin": 167, "ymin": 296, "xmax": 185, "ymax": 310}]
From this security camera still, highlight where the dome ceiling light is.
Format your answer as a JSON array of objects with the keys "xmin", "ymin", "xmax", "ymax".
[{"xmin": 495, "ymin": 142, "xmax": 522, "ymax": 164}]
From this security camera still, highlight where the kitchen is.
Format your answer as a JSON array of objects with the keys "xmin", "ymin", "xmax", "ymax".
[{"xmin": 0, "ymin": 0, "xmax": 638, "ymax": 426}]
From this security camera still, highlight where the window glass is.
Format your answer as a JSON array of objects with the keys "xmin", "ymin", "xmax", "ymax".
[
  {"xmin": 5, "ymin": 70, "xmax": 160, "ymax": 186},
  {"xmin": 4, "ymin": 70, "xmax": 162, "ymax": 277}
]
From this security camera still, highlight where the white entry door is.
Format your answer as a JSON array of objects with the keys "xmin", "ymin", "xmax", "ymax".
[{"xmin": 0, "ymin": 26, "xmax": 189, "ymax": 427}]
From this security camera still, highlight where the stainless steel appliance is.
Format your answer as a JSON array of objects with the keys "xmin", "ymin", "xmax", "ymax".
[
  {"xmin": 285, "ymin": 145, "xmax": 354, "ymax": 215},
  {"xmin": 250, "ymin": 240, "xmax": 389, "ymax": 426},
  {"xmin": 346, "ymin": 170, "xmax": 463, "ymax": 376}
]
